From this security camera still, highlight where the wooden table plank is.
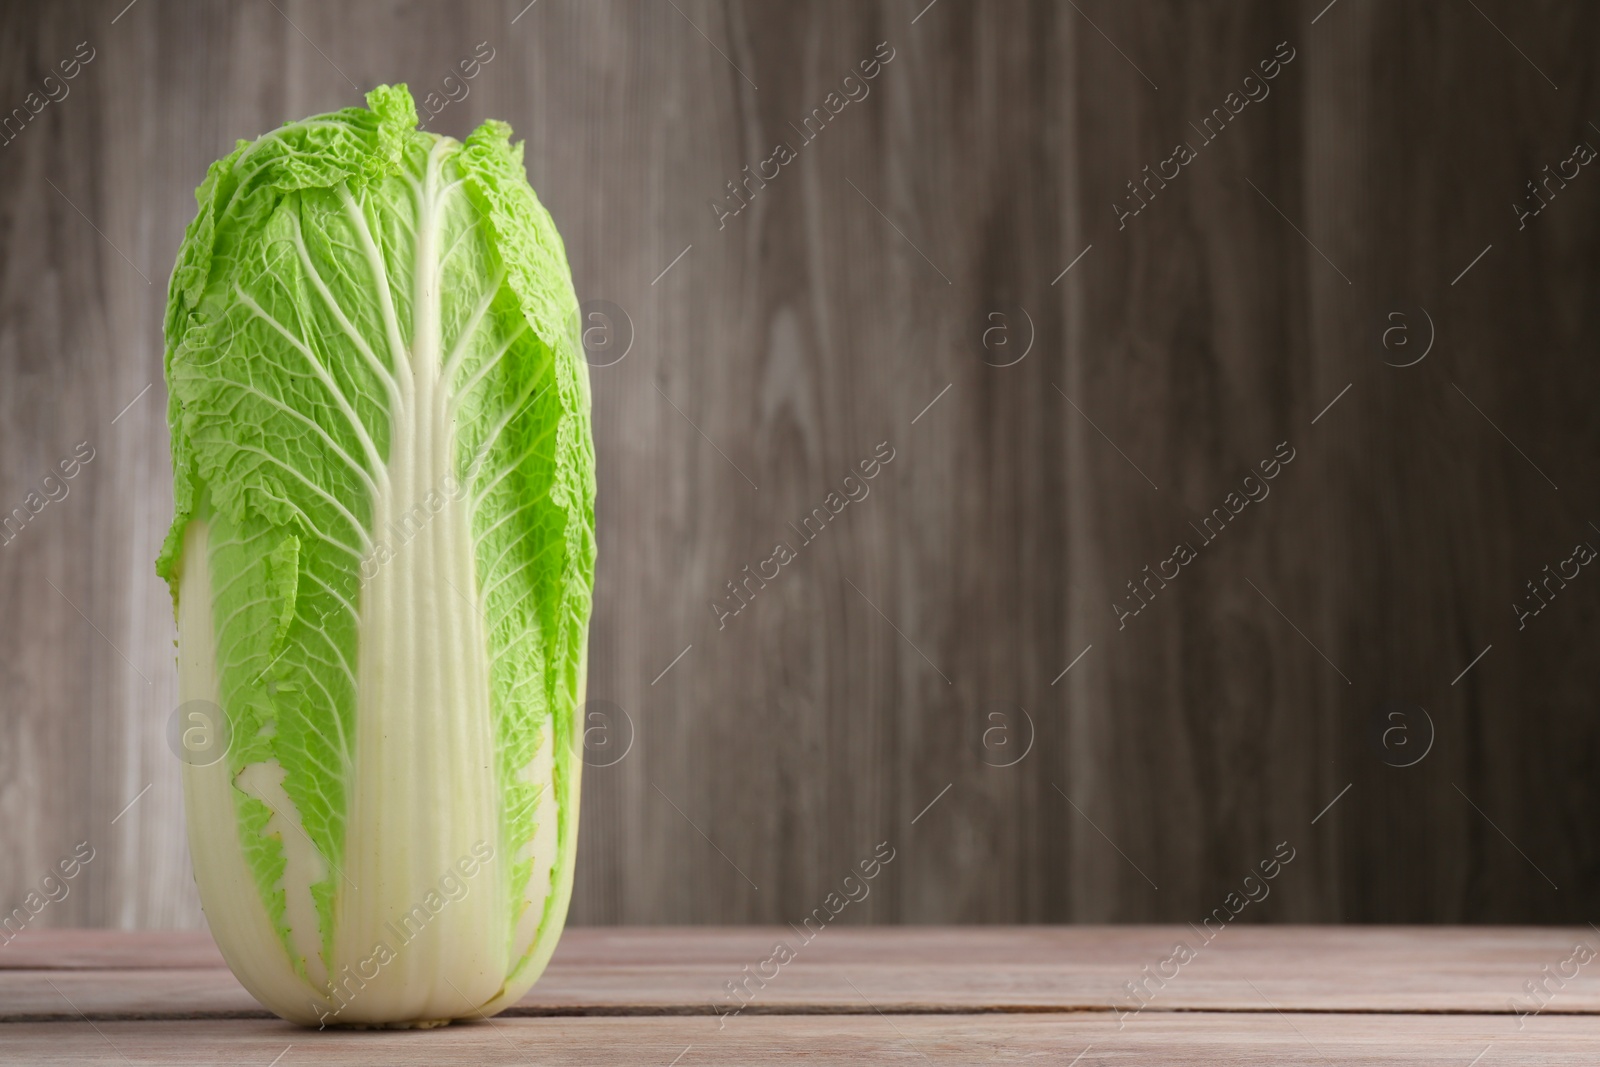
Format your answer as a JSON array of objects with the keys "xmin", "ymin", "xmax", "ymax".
[
  {"xmin": 0, "ymin": 930, "xmax": 225, "ymax": 971},
  {"xmin": 2, "ymin": 1013, "xmax": 1599, "ymax": 1066},
  {"xmin": 4, "ymin": 927, "xmax": 1599, "ymax": 1019}
]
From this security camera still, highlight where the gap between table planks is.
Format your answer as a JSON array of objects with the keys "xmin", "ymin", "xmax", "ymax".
[{"xmin": 3, "ymin": 927, "xmax": 1599, "ymax": 1065}]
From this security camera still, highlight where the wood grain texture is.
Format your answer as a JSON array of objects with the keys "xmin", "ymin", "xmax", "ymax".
[
  {"xmin": 9, "ymin": 1014, "xmax": 1600, "ymax": 1067},
  {"xmin": 6, "ymin": 927, "xmax": 1600, "ymax": 1019},
  {"xmin": 2, "ymin": 0, "xmax": 1598, "ymax": 931},
  {"xmin": 5, "ymin": 931, "xmax": 1600, "ymax": 1067}
]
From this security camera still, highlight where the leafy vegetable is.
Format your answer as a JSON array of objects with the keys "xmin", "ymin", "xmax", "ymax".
[{"xmin": 159, "ymin": 84, "xmax": 595, "ymax": 1028}]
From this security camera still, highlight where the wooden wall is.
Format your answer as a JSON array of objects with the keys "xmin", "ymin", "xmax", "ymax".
[{"xmin": 2, "ymin": 0, "xmax": 1598, "ymax": 929}]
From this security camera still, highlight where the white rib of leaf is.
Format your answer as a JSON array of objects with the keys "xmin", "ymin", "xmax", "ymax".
[
  {"xmin": 271, "ymin": 645, "xmax": 352, "ymax": 737},
  {"xmin": 218, "ymin": 640, "xmax": 284, "ymax": 680},
  {"xmin": 220, "ymin": 378, "xmax": 379, "ymax": 502},
  {"xmin": 211, "ymin": 571, "xmax": 353, "ymax": 718},
  {"xmin": 485, "ymin": 585, "xmax": 545, "ymax": 660},
  {"xmin": 234, "ymin": 120, "xmax": 352, "ymax": 171},
  {"xmin": 291, "ymin": 224, "xmax": 403, "ymax": 423},
  {"xmin": 275, "ymin": 752, "xmax": 346, "ymax": 831},
  {"xmin": 468, "ymin": 381, "xmax": 553, "ymax": 514},
  {"xmin": 204, "ymin": 532, "xmax": 256, "ymax": 554},
  {"xmin": 252, "ymin": 488, "xmax": 366, "ymax": 562},
  {"xmin": 503, "ymin": 662, "xmax": 542, "ymax": 699},
  {"xmin": 424, "ymin": 153, "xmax": 467, "ymax": 243},
  {"xmin": 476, "ymin": 500, "xmax": 560, "ymax": 587},
  {"xmin": 478, "ymin": 530, "xmax": 537, "ymax": 599},
  {"xmin": 470, "ymin": 407, "xmax": 552, "ymax": 515},
  {"xmin": 233, "ymin": 284, "xmax": 387, "ymax": 479},
  {"xmin": 393, "ymin": 202, "xmax": 420, "ymax": 245},
  {"xmin": 300, "ymin": 567, "xmax": 359, "ymax": 625},
  {"xmin": 290, "ymin": 617, "xmax": 360, "ymax": 706},
  {"xmin": 484, "ymin": 589, "xmax": 554, "ymax": 670},
  {"xmin": 233, "ymin": 444, "xmax": 371, "ymax": 551},
  {"xmin": 401, "ymin": 171, "xmax": 425, "ymax": 205},
  {"xmin": 213, "ymin": 592, "xmax": 283, "ymax": 642},
  {"xmin": 339, "ymin": 185, "xmax": 415, "ymax": 402},
  {"xmin": 479, "ymin": 548, "xmax": 545, "ymax": 607},
  {"xmin": 471, "ymin": 494, "xmax": 541, "ymax": 551},
  {"xmin": 286, "ymin": 629, "xmax": 356, "ymax": 763},
  {"xmin": 441, "ymin": 269, "xmax": 505, "ymax": 383},
  {"xmin": 448, "ymin": 321, "xmax": 529, "ymax": 421},
  {"xmin": 260, "ymin": 647, "xmax": 346, "ymax": 735},
  {"xmin": 436, "ymin": 217, "xmax": 485, "ymax": 281},
  {"xmin": 287, "ymin": 766, "xmax": 346, "ymax": 833},
  {"xmin": 210, "ymin": 553, "xmax": 268, "ymax": 603}
]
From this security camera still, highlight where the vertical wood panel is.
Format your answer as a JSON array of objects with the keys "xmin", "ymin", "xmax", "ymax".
[{"xmin": 0, "ymin": 0, "xmax": 1597, "ymax": 930}]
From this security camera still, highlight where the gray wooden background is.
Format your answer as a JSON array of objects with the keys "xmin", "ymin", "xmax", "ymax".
[{"xmin": 2, "ymin": 0, "xmax": 1597, "ymax": 930}]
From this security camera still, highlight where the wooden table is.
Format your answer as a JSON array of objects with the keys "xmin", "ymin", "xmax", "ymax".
[{"xmin": 3, "ymin": 927, "xmax": 1598, "ymax": 1064}]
